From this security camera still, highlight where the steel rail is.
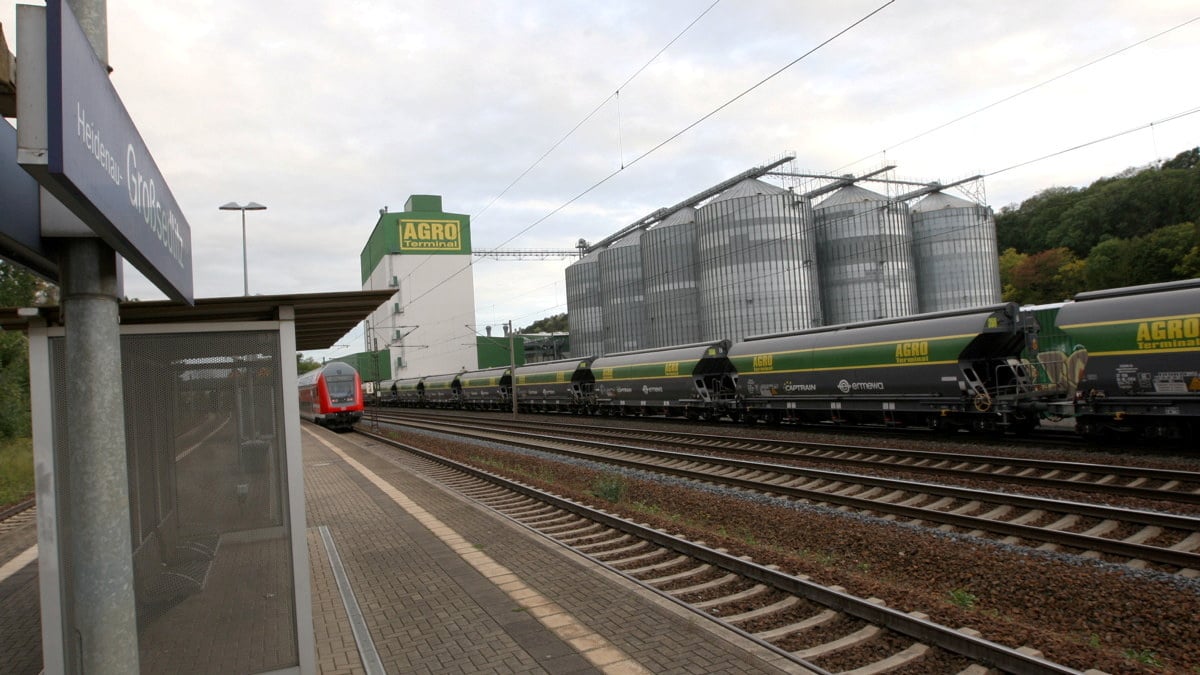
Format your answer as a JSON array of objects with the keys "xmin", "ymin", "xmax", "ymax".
[
  {"xmin": 356, "ymin": 427, "xmax": 1084, "ymax": 675},
  {"xmin": 383, "ymin": 410, "xmax": 1200, "ymax": 504},
  {"xmin": 384, "ymin": 416, "xmax": 1200, "ymax": 570}
]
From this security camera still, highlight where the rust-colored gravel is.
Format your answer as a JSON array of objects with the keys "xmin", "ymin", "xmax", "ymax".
[{"xmin": 387, "ymin": 419, "xmax": 1200, "ymax": 673}]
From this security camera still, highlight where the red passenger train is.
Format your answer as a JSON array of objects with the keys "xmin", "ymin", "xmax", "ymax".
[{"xmin": 297, "ymin": 361, "xmax": 364, "ymax": 430}]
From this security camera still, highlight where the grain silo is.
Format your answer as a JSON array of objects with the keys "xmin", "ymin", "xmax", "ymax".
[
  {"xmin": 565, "ymin": 247, "xmax": 604, "ymax": 357},
  {"xmin": 599, "ymin": 231, "xmax": 646, "ymax": 354},
  {"xmin": 910, "ymin": 191, "xmax": 1001, "ymax": 312},
  {"xmin": 697, "ymin": 178, "xmax": 822, "ymax": 342},
  {"xmin": 815, "ymin": 185, "xmax": 917, "ymax": 325},
  {"xmin": 642, "ymin": 207, "xmax": 700, "ymax": 348}
]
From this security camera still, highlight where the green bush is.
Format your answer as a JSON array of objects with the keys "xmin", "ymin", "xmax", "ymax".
[
  {"xmin": 0, "ymin": 437, "xmax": 34, "ymax": 507},
  {"xmin": 590, "ymin": 474, "xmax": 626, "ymax": 503},
  {"xmin": 0, "ymin": 332, "xmax": 31, "ymax": 439}
]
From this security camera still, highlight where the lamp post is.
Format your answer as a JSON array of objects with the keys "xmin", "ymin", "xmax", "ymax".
[{"xmin": 219, "ymin": 201, "xmax": 267, "ymax": 296}]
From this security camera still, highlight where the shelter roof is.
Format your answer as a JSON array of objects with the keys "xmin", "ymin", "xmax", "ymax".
[{"xmin": 0, "ymin": 289, "xmax": 394, "ymax": 351}]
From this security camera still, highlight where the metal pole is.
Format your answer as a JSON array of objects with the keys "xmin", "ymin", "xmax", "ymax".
[
  {"xmin": 61, "ymin": 240, "xmax": 139, "ymax": 674},
  {"xmin": 60, "ymin": 3, "xmax": 140, "ymax": 672},
  {"xmin": 509, "ymin": 321, "xmax": 518, "ymax": 419},
  {"xmin": 241, "ymin": 208, "xmax": 248, "ymax": 296}
]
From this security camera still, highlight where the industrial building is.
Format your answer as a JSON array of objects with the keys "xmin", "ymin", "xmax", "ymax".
[
  {"xmin": 347, "ymin": 161, "xmax": 1001, "ymax": 377},
  {"xmin": 566, "ymin": 158, "xmax": 1002, "ymax": 357},
  {"xmin": 359, "ymin": 195, "xmax": 481, "ymax": 381}
]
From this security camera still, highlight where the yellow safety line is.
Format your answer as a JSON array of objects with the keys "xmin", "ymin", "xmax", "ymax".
[{"xmin": 305, "ymin": 430, "xmax": 653, "ymax": 675}]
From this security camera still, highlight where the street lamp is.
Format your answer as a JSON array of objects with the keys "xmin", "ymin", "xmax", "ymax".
[{"xmin": 219, "ymin": 201, "xmax": 267, "ymax": 296}]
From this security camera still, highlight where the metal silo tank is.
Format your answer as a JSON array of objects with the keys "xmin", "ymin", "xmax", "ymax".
[
  {"xmin": 566, "ymin": 248, "xmax": 604, "ymax": 357},
  {"xmin": 911, "ymin": 192, "xmax": 1001, "ymax": 313},
  {"xmin": 599, "ymin": 231, "xmax": 646, "ymax": 354},
  {"xmin": 642, "ymin": 207, "xmax": 700, "ymax": 348},
  {"xmin": 815, "ymin": 184, "xmax": 918, "ymax": 325},
  {"xmin": 697, "ymin": 178, "xmax": 822, "ymax": 343}
]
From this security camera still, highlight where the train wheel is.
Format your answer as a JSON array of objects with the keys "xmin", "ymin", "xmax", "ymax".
[{"xmin": 973, "ymin": 393, "xmax": 992, "ymax": 413}]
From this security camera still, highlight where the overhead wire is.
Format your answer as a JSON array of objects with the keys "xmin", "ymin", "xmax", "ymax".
[
  {"xmin": 836, "ymin": 14, "xmax": 1200, "ymax": 173},
  {"xmin": 472, "ymin": 0, "xmax": 723, "ymax": 223},
  {"xmin": 512, "ymin": 91, "xmax": 1200, "ymax": 334},
  {"xmin": 528, "ymin": 12, "xmax": 1200, "ymax": 334},
  {"xmin": 985, "ymin": 105, "xmax": 1200, "ymax": 178},
  {"xmin": 393, "ymin": 0, "xmax": 722, "ymax": 315},
  {"xmin": 372, "ymin": 7, "xmax": 1199, "ymax": 358},
  {"xmin": 405, "ymin": 1, "xmax": 898, "ymax": 310},
  {"xmin": 395, "ymin": 11, "xmax": 1197, "ymax": 321}
]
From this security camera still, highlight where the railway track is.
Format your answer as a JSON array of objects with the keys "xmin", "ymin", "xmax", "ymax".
[
  {"xmin": 354, "ymin": 427, "xmax": 1086, "ymax": 674},
  {"xmin": 363, "ymin": 404, "xmax": 1099, "ymax": 449},
  {"xmin": 376, "ymin": 410, "xmax": 1200, "ymax": 508},
  {"xmin": 0, "ymin": 497, "xmax": 36, "ymax": 529},
  {"xmin": 374, "ymin": 412, "xmax": 1200, "ymax": 575}
]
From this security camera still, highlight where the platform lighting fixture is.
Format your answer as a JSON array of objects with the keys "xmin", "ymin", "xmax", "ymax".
[{"xmin": 219, "ymin": 201, "xmax": 268, "ymax": 296}]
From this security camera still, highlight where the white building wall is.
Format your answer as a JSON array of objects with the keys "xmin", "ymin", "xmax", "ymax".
[{"xmin": 363, "ymin": 251, "xmax": 477, "ymax": 377}]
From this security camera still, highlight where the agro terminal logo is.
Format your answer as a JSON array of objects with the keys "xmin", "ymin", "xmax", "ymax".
[{"xmin": 400, "ymin": 219, "xmax": 463, "ymax": 251}]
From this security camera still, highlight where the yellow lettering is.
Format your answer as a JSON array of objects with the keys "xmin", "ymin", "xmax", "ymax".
[
  {"xmin": 895, "ymin": 341, "xmax": 928, "ymax": 362},
  {"xmin": 400, "ymin": 219, "xmax": 463, "ymax": 250}
]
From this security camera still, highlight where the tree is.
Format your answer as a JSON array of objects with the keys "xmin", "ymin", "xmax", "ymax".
[
  {"xmin": 0, "ymin": 261, "xmax": 53, "ymax": 439},
  {"xmin": 1175, "ymin": 224, "xmax": 1200, "ymax": 279},
  {"xmin": 995, "ymin": 186, "xmax": 1083, "ymax": 253},
  {"xmin": 1052, "ymin": 168, "xmax": 1200, "ymax": 256},
  {"xmin": 1162, "ymin": 147, "xmax": 1200, "ymax": 170},
  {"xmin": 1006, "ymin": 248, "xmax": 1084, "ymax": 305},
  {"xmin": 296, "ymin": 355, "xmax": 322, "ymax": 374},
  {"xmin": 1084, "ymin": 238, "xmax": 1133, "ymax": 290},
  {"xmin": 1136, "ymin": 222, "xmax": 1200, "ymax": 283},
  {"xmin": 997, "ymin": 248, "xmax": 1028, "ymax": 302},
  {"xmin": 1084, "ymin": 223, "xmax": 1200, "ymax": 290},
  {"xmin": 520, "ymin": 313, "xmax": 568, "ymax": 333},
  {"xmin": 995, "ymin": 147, "xmax": 1200, "ymax": 259}
]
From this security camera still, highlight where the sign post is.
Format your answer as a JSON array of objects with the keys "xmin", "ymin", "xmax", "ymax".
[{"xmin": 10, "ymin": 1, "xmax": 196, "ymax": 672}]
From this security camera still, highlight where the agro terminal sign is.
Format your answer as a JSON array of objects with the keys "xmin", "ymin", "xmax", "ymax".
[
  {"xmin": 399, "ymin": 218, "xmax": 468, "ymax": 254},
  {"xmin": 18, "ymin": 0, "xmax": 193, "ymax": 303}
]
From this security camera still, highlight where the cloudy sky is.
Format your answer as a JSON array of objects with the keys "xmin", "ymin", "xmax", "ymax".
[{"xmin": 3, "ymin": 0, "xmax": 1198, "ymax": 361}]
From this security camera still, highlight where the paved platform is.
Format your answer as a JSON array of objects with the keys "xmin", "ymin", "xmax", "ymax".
[
  {"xmin": 0, "ymin": 425, "xmax": 808, "ymax": 673},
  {"xmin": 0, "ymin": 507, "xmax": 41, "ymax": 675},
  {"xmin": 302, "ymin": 425, "xmax": 805, "ymax": 674}
]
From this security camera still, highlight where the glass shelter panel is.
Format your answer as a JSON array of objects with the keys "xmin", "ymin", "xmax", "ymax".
[{"xmin": 47, "ymin": 330, "xmax": 299, "ymax": 674}]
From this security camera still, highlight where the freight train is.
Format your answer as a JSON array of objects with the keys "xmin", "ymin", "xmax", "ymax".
[
  {"xmin": 298, "ymin": 361, "xmax": 364, "ymax": 430},
  {"xmin": 372, "ymin": 279, "xmax": 1200, "ymax": 441}
]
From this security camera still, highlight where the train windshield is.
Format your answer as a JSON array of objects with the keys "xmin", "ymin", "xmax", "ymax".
[{"xmin": 326, "ymin": 374, "xmax": 358, "ymax": 399}]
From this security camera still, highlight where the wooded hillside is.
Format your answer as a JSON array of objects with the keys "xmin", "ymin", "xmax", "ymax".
[{"xmin": 995, "ymin": 147, "xmax": 1200, "ymax": 304}]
